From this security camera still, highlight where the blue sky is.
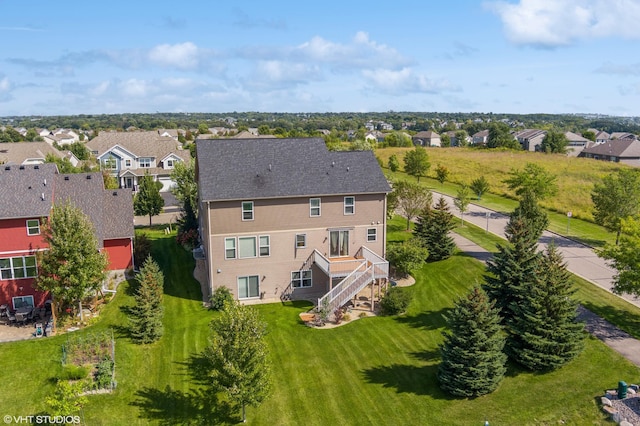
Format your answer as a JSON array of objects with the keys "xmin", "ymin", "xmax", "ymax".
[{"xmin": 1, "ymin": 0, "xmax": 640, "ymax": 116}]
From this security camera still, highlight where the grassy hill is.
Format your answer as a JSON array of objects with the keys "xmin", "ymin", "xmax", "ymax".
[{"xmin": 376, "ymin": 147, "xmax": 628, "ymax": 221}]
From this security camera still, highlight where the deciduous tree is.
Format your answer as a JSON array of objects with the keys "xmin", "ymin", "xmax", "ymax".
[
  {"xmin": 36, "ymin": 202, "xmax": 109, "ymax": 317},
  {"xmin": 388, "ymin": 154, "xmax": 399, "ymax": 172},
  {"xmin": 134, "ymin": 174, "xmax": 165, "ymax": 226},
  {"xmin": 392, "ymin": 180, "xmax": 432, "ymax": 230},
  {"xmin": 599, "ymin": 217, "xmax": 640, "ymax": 297},
  {"xmin": 435, "ymin": 164, "xmax": 449, "ymax": 186},
  {"xmin": 204, "ymin": 301, "xmax": 271, "ymax": 423},
  {"xmin": 403, "ymin": 146, "xmax": 431, "ymax": 182},
  {"xmin": 540, "ymin": 130, "xmax": 569, "ymax": 154},
  {"xmin": 438, "ymin": 286, "xmax": 507, "ymax": 397},
  {"xmin": 592, "ymin": 168, "xmax": 640, "ymax": 244},
  {"xmin": 504, "ymin": 163, "xmax": 557, "ymax": 201},
  {"xmin": 454, "ymin": 184, "xmax": 472, "ymax": 225},
  {"xmin": 470, "ymin": 176, "xmax": 490, "ymax": 200}
]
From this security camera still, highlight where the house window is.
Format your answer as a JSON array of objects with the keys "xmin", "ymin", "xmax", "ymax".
[
  {"xmin": 259, "ymin": 235, "xmax": 270, "ymax": 257},
  {"xmin": 238, "ymin": 236, "xmax": 257, "ymax": 258},
  {"xmin": 166, "ymin": 159, "xmax": 175, "ymax": 169},
  {"xmin": 139, "ymin": 158, "xmax": 151, "ymax": 168},
  {"xmin": 296, "ymin": 234, "xmax": 306, "ymax": 248},
  {"xmin": 238, "ymin": 275, "xmax": 260, "ymax": 299},
  {"xmin": 242, "ymin": 201, "xmax": 254, "ymax": 221},
  {"xmin": 124, "ymin": 159, "xmax": 132, "ymax": 167},
  {"xmin": 310, "ymin": 198, "xmax": 321, "ymax": 217},
  {"xmin": 0, "ymin": 256, "xmax": 37, "ymax": 280},
  {"xmin": 344, "ymin": 196, "xmax": 355, "ymax": 215},
  {"xmin": 329, "ymin": 230, "xmax": 349, "ymax": 257},
  {"xmin": 102, "ymin": 157, "xmax": 117, "ymax": 170},
  {"xmin": 26, "ymin": 219, "xmax": 40, "ymax": 236},
  {"xmin": 367, "ymin": 228, "xmax": 377, "ymax": 242},
  {"xmin": 224, "ymin": 238, "xmax": 236, "ymax": 259},
  {"xmin": 12, "ymin": 295, "xmax": 34, "ymax": 310},
  {"xmin": 291, "ymin": 270, "xmax": 312, "ymax": 288}
]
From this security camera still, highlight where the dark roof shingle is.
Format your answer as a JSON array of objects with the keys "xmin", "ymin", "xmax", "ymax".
[{"xmin": 196, "ymin": 138, "xmax": 391, "ymax": 201}]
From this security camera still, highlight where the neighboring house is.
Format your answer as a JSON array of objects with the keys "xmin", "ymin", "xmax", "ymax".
[
  {"xmin": 0, "ymin": 163, "xmax": 134, "ymax": 310},
  {"xmin": 588, "ymin": 129, "xmax": 610, "ymax": 144},
  {"xmin": 412, "ymin": 130, "xmax": 441, "ymax": 147},
  {"xmin": 514, "ymin": 129, "xmax": 546, "ymax": 152},
  {"xmin": 471, "ymin": 130, "xmax": 489, "ymax": 145},
  {"xmin": 610, "ymin": 132, "xmax": 637, "ymax": 140},
  {"xmin": 0, "ymin": 142, "xmax": 72, "ymax": 166},
  {"xmin": 579, "ymin": 139, "xmax": 640, "ymax": 167},
  {"xmin": 365, "ymin": 131, "xmax": 385, "ymax": 143},
  {"xmin": 195, "ymin": 137, "xmax": 390, "ymax": 313},
  {"xmin": 444, "ymin": 131, "xmax": 471, "ymax": 147},
  {"xmin": 158, "ymin": 129, "xmax": 179, "ymax": 140},
  {"xmin": 564, "ymin": 132, "xmax": 593, "ymax": 157},
  {"xmin": 233, "ymin": 130, "xmax": 275, "ymax": 139},
  {"xmin": 86, "ymin": 131, "xmax": 191, "ymax": 192}
]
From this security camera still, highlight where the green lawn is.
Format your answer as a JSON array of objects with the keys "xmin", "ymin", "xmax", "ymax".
[{"xmin": 0, "ymin": 228, "xmax": 637, "ymax": 425}]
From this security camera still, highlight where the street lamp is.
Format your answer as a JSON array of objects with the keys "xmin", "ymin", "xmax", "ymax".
[
  {"xmin": 567, "ymin": 211, "xmax": 572, "ymax": 235},
  {"xmin": 485, "ymin": 211, "xmax": 491, "ymax": 233}
]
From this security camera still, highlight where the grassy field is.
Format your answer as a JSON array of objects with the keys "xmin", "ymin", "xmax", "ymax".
[
  {"xmin": 1, "ymin": 227, "xmax": 637, "ymax": 425},
  {"xmin": 378, "ymin": 146, "xmax": 619, "ymax": 247},
  {"xmin": 376, "ymin": 146, "xmax": 627, "ymax": 223}
]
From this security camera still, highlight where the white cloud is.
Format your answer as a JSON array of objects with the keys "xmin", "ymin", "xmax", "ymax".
[
  {"xmin": 148, "ymin": 42, "xmax": 200, "ymax": 69},
  {"xmin": 487, "ymin": 0, "xmax": 640, "ymax": 47},
  {"xmin": 361, "ymin": 68, "xmax": 460, "ymax": 95},
  {"xmin": 0, "ymin": 76, "xmax": 10, "ymax": 92},
  {"xmin": 595, "ymin": 62, "xmax": 640, "ymax": 76}
]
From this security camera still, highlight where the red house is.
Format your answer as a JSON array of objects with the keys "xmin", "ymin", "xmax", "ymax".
[{"xmin": 0, "ymin": 163, "xmax": 134, "ymax": 310}]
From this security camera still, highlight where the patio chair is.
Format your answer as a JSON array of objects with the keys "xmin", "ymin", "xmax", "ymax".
[
  {"xmin": 33, "ymin": 323, "xmax": 44, "ymax": 338},
  {"xmin": 6, "ymin": 311, "xmax": 16, "ymax": 326},
  {"xmin": 15, "ymin": 312, "xmax": 28, "ymax": 326}
]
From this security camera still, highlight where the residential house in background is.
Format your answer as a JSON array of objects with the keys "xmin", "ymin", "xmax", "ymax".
[
  {"xmin": 0, "ymin": 142, "xmax": 78, "ymax": 166},
  {"xmin": 564, "ymin": 131, "xmax": 593, "ymax": 157},
  {"xmin": 195, "ymin": 138, "xmax": 390, "ymax": 313},
  {"xmin": 472, "ymin": 130, "xmax": 489, "ymax": 145},
  {"xmin": 514, "ymin": 129, "xmax": 546, "ymax": 152},
  {"xmin": 610, "ymin": 132, "xmax": 637, "ymax": 141},
  {"xmin": 365, "ymin": 131, "xmax": 385, "ymax": 143},
  {"xmin": 412, "ymin": 130, "xmax": 441, "ymax": 147},
  {"xmin": 86, "ymin": 130, "xmax": 191, "ymax": 192},
  {"xmin": 0, "ymin": 163, "xmax": 134, "ymax": 310},
  {"xmin": 579, "ymin": 139, "xmax": 640, "ymax": 167}
]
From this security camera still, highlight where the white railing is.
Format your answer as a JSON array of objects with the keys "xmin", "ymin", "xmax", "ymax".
[
  {"xmin": 357, "ymin": 246, "xmax": 389, "ymax": 279},
  {"xmin": 317, "ymin": 263, "xmax": 375, "ymax": 314},
  {"xmin": 310, "ymin": 249, "xmax": 330, "ymax": 275}
]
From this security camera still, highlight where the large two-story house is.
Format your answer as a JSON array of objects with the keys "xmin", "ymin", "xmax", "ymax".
[
  {"xmin": 0, "ymin": 163, "xmax": 134, "ymax": 310},
  {"xmin": 195, "ymin": 138, "xmax": 391, "ymax": 313},
  {"xmin": 86, "ymin": 130, "xmax": 191, "ymax": 192}
]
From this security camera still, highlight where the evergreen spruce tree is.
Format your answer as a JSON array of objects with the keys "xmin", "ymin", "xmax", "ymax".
[
  {"xmin": 438, "ymin": 286, "xmax": 507, "ymax": 397},
  {"xmin": 483, "ymin": 213, "xmax": 540, "ymax": 325},
  {"xmin": 512, "ymin": 191, "xmax": 548, "ymax": 240},
  {"xmin": 508, "ymin": 244, "xmax": 585, "ymax": 370},
  {"xmin": 414, "ymin": 197, "xmax": 456, "ymax": 261},
  {"xmin": 129, "ymin": 256, "xmax": 164, "ymax": 344}
]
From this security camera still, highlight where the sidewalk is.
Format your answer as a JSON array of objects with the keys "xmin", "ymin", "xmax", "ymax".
[{"xmin": 451, "ymin": 231, "xmax": 640, "ymax": 367}]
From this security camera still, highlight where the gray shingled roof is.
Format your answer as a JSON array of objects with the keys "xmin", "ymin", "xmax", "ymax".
[
  {"xmin": 86, "ymin": 130, "xmax": 190, "ymax": 162},
  {"xmin": 581, "ymin": 139, "xmax": 640, "ymax": 158},
  {"xmin": 0, "ymin": 164, "xmax": 133, "ymax": 246},
  {"xmin": 54, "ymin": 173, "xmax": 134, "ymax": 245},
  {"xmin": 0, "ymin": 141, "xmax": 64, "ymax": 165},
  {"xmin": 0, "ymin": 163, "xmax": 57, "ymax": 219},
  {"xmin": 196, "ymin": 138, "xmax": 391, "ymax": 202}
]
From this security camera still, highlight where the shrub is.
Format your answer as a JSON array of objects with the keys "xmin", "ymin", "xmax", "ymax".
[
  {"xmin": 94, "ymin": 358, "xmax": 114, "ymax": 389},
  {"xmin": 60, "ymin": 364, "xmax": 89, "ymax": 381},
  {"xmin": 342, "ymin": 313, "xmax": 351, "ymax": 322},
  {"xmin": 358, "ymin": 312, "xmax": 368, "ymax": 318},
  {"xmin": 176, "ymin": 228, "xmax": 199, "ymax": 249},
  {"xmin": 210, "ymin": 286, "xmax": 234, "ymax": 311},
  {"xmin": 386, "ymin": 239, "xmax": 428, "ymax": 277},
  {"xmin": 379, "ymin": 287, "xmax": 412, "ymax": 316},
  {"xmin": 334, "ymin": 308, "xmax": 344, "ymax": 324},
  {"xmin": 133, "ymin": 233, "xmax": 152, "ymax": 268}
]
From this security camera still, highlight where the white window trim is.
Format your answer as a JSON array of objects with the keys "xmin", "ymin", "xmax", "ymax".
[
  {"xmin": 139, "ymin": 158, "xmax": 152, "ymax": 168},
  {"xmin": 26, "ymin": 219, "xmax": 40, "ymax": 236},
  {"xmin": 0, "ymin": 255, "xmax": 37, "ymax": 280},
  {"xmin": 238, "ymin": 275, "xmax": 260, "ymax": 299},
  {"xmin": 224, "ymin": 237, "xmax": 236, "ymax": 260},
  {"xmin": 367, "ymin": 228, "xmax": 377, "ymax": 242},
  {"xmin": 12, "ymin": 295, "xmax": 34, "ymax": 310},
  {"xmin": 344, "ymin": 196, "xmax": 355, "ymax": 215},
  {"xmin": 242, "ymin": 201, "xmax": 254, "ymax": 221},
  {"xmin": 238, "ymin": 236, "xmax": 257, "ymax": 259},
  {"xmin": 291, "ymin": 270, "xmax": 312, "ymax": 288},
  {"xmin": 259, "ymin": 235, "xmax": 270, "ymax": 257},
  {"xmin": 124, "ymin": 159, "xmax": 132, "ymax": 168},
  {"xmin": 296, "ymin": 233, "xmax": 307, "ymax": 248},
  {"xmin": 310, "ymin": 198, "xmax": 321, "ymax": 217}
]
